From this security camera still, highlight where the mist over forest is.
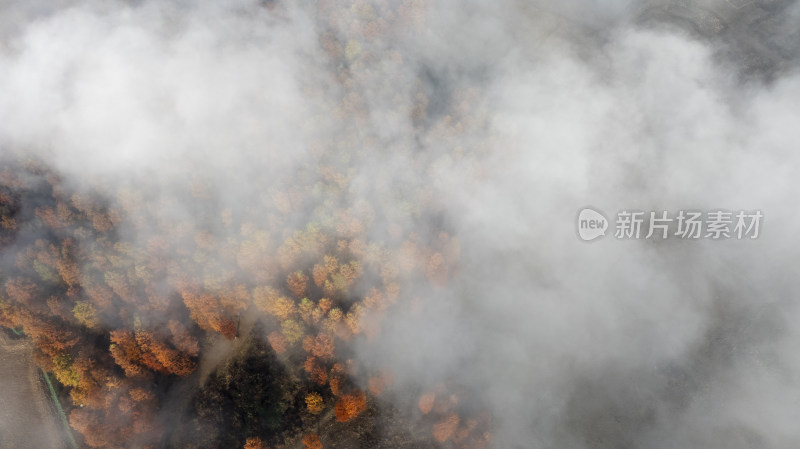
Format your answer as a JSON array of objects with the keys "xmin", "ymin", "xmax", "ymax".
[{"xmin": 0, "ymin": 1, "xmax": 799, "ymax": 449}]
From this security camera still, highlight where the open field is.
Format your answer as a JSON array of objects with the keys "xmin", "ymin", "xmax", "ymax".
[{"xmin": 0, "ymin": 331, "xmax": 66, "ymax": 449}]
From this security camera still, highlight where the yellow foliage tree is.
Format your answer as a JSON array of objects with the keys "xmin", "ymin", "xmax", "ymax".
[{"xmin": 305, "ymin": 392, "xmax": 324, "ymax": 414}]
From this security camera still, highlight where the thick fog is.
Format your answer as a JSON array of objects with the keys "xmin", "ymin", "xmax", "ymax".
[{"xmin": 0, "ymin": 0, "xmax": 798, "ymax": 448}]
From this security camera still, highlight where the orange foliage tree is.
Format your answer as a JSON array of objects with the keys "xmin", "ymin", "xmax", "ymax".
[
  {"xmin": 267, "ymin": 331, "xmax": 288, "ymax": 354},
  {"xmin": 302, "ymin": 433, "xmax": 323, "ymax": 449},
  {"xmin": 243, "ymin": 437, "xmax": 266, "ymax": 449},
  {"xmin": 334, "ymin": 390, "xmax": 367, "ymax": 422},
  {"xmin": 432, "ymin": 413, "xmax": 460, "ymax": 443},
  {"xmin": 418, "ymin": 393, "xmax": 435, "ymax": 415},
  {"xmin": 179, "ymin": 289, "xmax": 237, "ymax": 339},
  {"xmin": 287, "ymin": 271, "xmax": 309, "ymax": 299}
]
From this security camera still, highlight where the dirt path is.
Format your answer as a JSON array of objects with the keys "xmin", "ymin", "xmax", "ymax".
[{"xmin": 0, "ymin": 332, "xmax": 67, "ymax": 449}]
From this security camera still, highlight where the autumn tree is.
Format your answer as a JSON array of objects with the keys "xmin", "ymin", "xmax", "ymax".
[
  {"xmin": 244, "ymin": 437, "xmax": 266, "ymax": 449},
  {"xmin": 56, "ymin": 238, "xmax": 82, "ymax": 287},
  {"xmin": 418, "ymin": 393, "xmax": 435, "ymax": 415},
  {"xmin": 299, "ymin": 298, "xmax": 314, "ymax": 323},
  {"xmin": 83, "ymin": 277, "xmax": 115, "ymax": 311},
  {"xmin": 368, "ymin": 370, "xmax": 394, "ymax": 396},
  {"xmin": 426, "ymin": 252, "xmax": 448, "ymax": 287},
  {"xmin": 180, "ymin": 289, "xmax": 237, "ymax": 339},
  {"xmin": 287, "ymin": 270, "xmax": 309, "ymax": 299},
  {"xmin": 334, "ymin": 390, "xmax": 367, "ymax": 422},
  {"xmin": 304, "ymin": 356, "xmax": 329, "ymax": 385},
  {"xmin": 73, "ymin": 301, "xmax": 99, "ymax": 329},
  {"xmin": 253, "ymin": 286, "xmax": 295, "ymax": 320},
  {"xmin": 110, "ymin": 329, "xmax": 145, "ymax": 377},
  {"xmin": 70, "ymin": 408, "xmax": 115, "ymax": 448},
  {"xmin": 135, "ymin": 328, "xmax": 196, "ymax": 376},
  {"xmin": 302, "ymin": 433, "xmax": 323, "ymax": 449},
  {"xmin": 305, "ymin": 392, "xmax": 324, "ymax": 414},
  {"xmin": 433, "ymin": 413, "xmax": 460, "ymax": 443},
  {"xmin": 6, "ymin": 278, "xmax": 40, "ymax": 308},
  {"xmin": 310, "ymin": 333, "xmax": 335, "ymax": 359},
  {"xmin": 20, "ymin": 315, "xmax": 79, "ymax": 357},
  {"xmin": 267, "ymin": 331, "xmax": 288, "ymax": 354},
  {"xmin": 312, "ymin": 263, "xmax": 328, "ymax": 287},
  {"xmin": 281, "ymin": 319, "xmax": 305, "ymax": 344}
]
